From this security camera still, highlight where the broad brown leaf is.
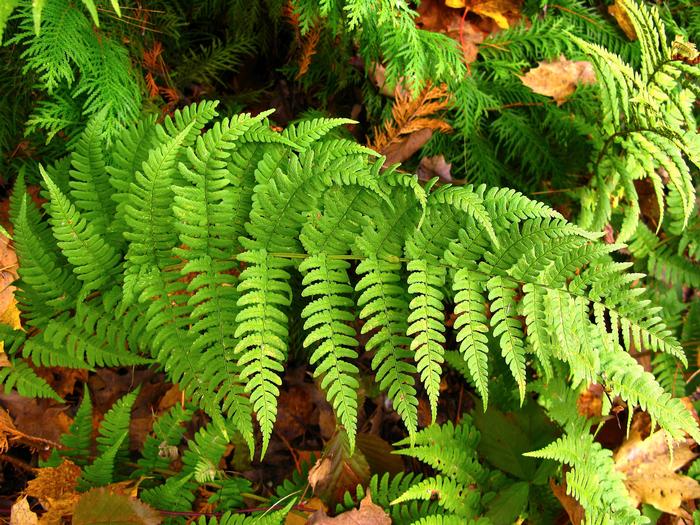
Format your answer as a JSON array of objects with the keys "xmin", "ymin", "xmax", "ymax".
[
  {"xmin": 24, "ymin": 460, "xmax": 82, "ymax": 525},
  {"xmin": 0, "ymin": 405, "xmax": 60, "ymax": 453},
  {"xmin": 308, "ymin": 432, "xmax": 370, "ymax": 507},
  {"xmin": 519, "ymin": 55, "xmax": 596, "ymax": 106}
]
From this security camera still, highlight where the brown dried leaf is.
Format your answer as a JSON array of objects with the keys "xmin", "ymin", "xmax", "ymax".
[
  {"xmin": 308, "ymin": 493, "xmax": 391, "ymax": 525},
  {"xmin": 308, "ymin": 432, "xmax": 370, "ymax": 507},
  {"xmin": 24, "ymin": 460, "xmax": 82, "ymax": 525},
  {"xmin": 284, "ymin": 497, "xmax": 326, "ymax": 525},
  {"xmin": 549, "ymin": 477, "xmax": 584, "ymax": 525},
  {"xmin": 0, "ymin": 405, "xmax": 60, "ymax": 453},
  {"xmin": 11, "ymin": 497, "xmax": 39, "ymax": 525},
  {"xmin": 608, "ymin": 0, "xmax": 637, "ymax": 40},
  {"xmin": 417, "ymin": 155, "xmax": 452, "ymax": 183},
  {"xmin": 519, "ymin": 55, "xmax": 596, "ymax": 106},
  {"xmin": 0, "ymin": 393, "xmax": 70, "ymax": 445},
  {"xmin": 614, "ymin": 420, "xmax": 700, "ymax": 517},
  {"xmin": 72, "ymin": 487, "xmax": 162, "ymax": 525},
  {"xmin": 0, "ymin": 233, "xmax": 20, "ymax": 330},
  {"xmin": 576, "ymin": 383, "xmax": 603, "ymax": 418},
  {"xmin": 26, "ymin": 460, "xmax": 81, "ymax": 502}
]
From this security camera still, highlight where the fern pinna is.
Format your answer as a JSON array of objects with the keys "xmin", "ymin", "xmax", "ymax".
[{"xmin": 5, "ymin": 99, "xmax": 698, "ymax": 468}]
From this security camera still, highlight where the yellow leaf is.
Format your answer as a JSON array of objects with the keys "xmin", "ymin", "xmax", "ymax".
[
  {"xmin": 10, "ymin": 497, "xmax": 39, "ymax": 525},
  {"xmin": 608, "ymin": 0, "xmax": 637, "ymax": 40},
  {"xmin": 615, "ymin": 419, "xmax": 700, "ymax": 517},
  {"xmin": 472, "ymin": 0, "xmax": 514, "ymax": 29},
  {"xmin": 445, "ymin": 0, "xmax": 466, "ymax": 7}
]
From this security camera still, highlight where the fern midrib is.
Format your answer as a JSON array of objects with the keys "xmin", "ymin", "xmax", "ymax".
[{"xmin": 262, "ymin": 170, "xmax": 311, "ymax": 252}]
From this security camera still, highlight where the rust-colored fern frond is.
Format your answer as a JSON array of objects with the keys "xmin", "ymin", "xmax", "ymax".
[
  {"xmin": 296, "ymin": 26, "xmax": 321, "ymax": 79},
  {"xmin": 369, "ymin": 83, "xmax": 453, "ymax": 154}
]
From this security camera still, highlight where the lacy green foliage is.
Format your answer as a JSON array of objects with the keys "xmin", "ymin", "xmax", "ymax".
[
  {"xmin": 527, "ymin": 431, "xmax": 646, "ymax": 525},
  {"xmin": 0, "ymin": 0, "xmax": 120, "ymax": 39},
  {"xmin": 8, "ymin": 101, "xmax": 698, "ymax": 469},
  {"xmin": 344, "ymin": 410, "xmax": 556, "ymax": 524},
  {"xmin": 3, "ymin": 0, "xmax": 139, "ymax": 144},
  {"xmin": 576, "ymin": 0, "xmax": 698, "ymax": 237},
  {"xmin": 45, "ymin": 390, "xmax": 264, "ymax": 522},
  {"xmin": 44, "ymin": 389, "xmax": 137, "ymax": 489}
]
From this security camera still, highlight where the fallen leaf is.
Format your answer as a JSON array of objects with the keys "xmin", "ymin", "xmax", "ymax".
[
  {"xmin": 442, "ymin": 0, "xmax": 521, "ymax": 29},
  {"xmin": 383, "ymin": 128, "xmax": 434, "ymax": 165},
  {"xmin": 614, "ymin": 417, "xmax": 700, "ymax": 517},
  {"xmin": 519, "ymin": 55, "xmax": 596, "ymax": 106},
  {"xmin": 285, "ymin": 497, "xmax": 326, "ymax": 525},
  {"xmin": 576, "ymin": 383, "xmax": 603, "ymax": 418},
  {"xmin": 416, "ymin": 1, "xmax": 488, "ymax": 63},
  {"xmin": 0, "ymin": 405, "xmax": 59, "ymax": 453},
  {"xmin": 0, "ymin": 233, "xmax": 20, "ymax": 330},
  {"xmin": 73, "ymin": 487, "xmax": 162, "ymax": 525},
  {"xmin": 0, "ymin": 393, "xmax": 70, "ymax": 445},
  {"xmin": 24, "ymin": 460, "xmax": 82, "ymax": 524},
  {"xmin": 417, "ymin": 155, "xmax": 453, "ymax": 183},
  {"xmin": 608, "ymin": 0, "xmax": 636, "ymax": 40},
  {"xmin": 308, "ymin": 431, "xmax": 370, "ymax": 507},
  {"xmin": 356, "ymin": 433, "xmax": 405, "ymax": 476},
  {"xmin": 26, "ymin": 460, "xmax": 81, "ymax": 501},
  {"xmin": 11, "ymin": 497, "xmax": 39, "ymax": 525},
  {"xmin": 277, "ymin": 384, "xmax": 318, "ymax": 441},
  {"xmin": 550, "ymin": 477, "xmax": 584, "ymax": 525},
  {"xmin": 308, "ymin": 492, "xmax": 391, "ymax": 525}
]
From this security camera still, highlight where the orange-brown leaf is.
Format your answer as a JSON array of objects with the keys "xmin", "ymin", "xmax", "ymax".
[
  {"xmin": 308, "ymin": 493, "xmax": 390, "ymax": 525},
  {"xmin": 608, "ymin": 0, "xmax": 637, "ymax": 40},
  {"xmin": 519, "ymin": 55, "xmax": 596, "ymax": 106}
]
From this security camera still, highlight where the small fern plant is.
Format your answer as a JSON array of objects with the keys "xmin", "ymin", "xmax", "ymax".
[
  {"xmin": 4, "ymin": 98, "xmax": 699, "ymax": 465},
  {"xmin": 575, "ymin": 0, "xmax": 698, "ymax": 241},
  {"xmin": 43, "ymin": 388, "xmax": 283, "ymax": 521}
]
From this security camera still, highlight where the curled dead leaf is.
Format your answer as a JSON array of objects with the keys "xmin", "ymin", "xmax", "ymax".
[
  {"xmin": 519, "ymin": 55, "xmax": 596, "ymax": 106},
  {"xmin": 418, "ymin": 155, "xmax": 453, "ymax": 183},
  {"xmin": 308, "ymin": 492, "xmax": 391, "ymax": 525}
]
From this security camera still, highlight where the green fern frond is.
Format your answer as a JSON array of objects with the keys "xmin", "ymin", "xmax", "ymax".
[
  {"xmin": 40, "ymin": 165, "xmax": 120, "ymax": 299},
  {"xmin": 526, "ymin": 432, "xmax": 646, "ymax": 525},
  {"xmin": 57, "ymin": 389, "xmax": 93, "ymax": 466}
]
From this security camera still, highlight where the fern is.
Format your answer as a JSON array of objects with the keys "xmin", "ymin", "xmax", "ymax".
[
  {"xmin": 527, "ymin": 431, "xmax": 646, "ymax": 525},
  {"xmin": 9, "ymin": 104, "xmax": 697, "ymax": 473}
]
